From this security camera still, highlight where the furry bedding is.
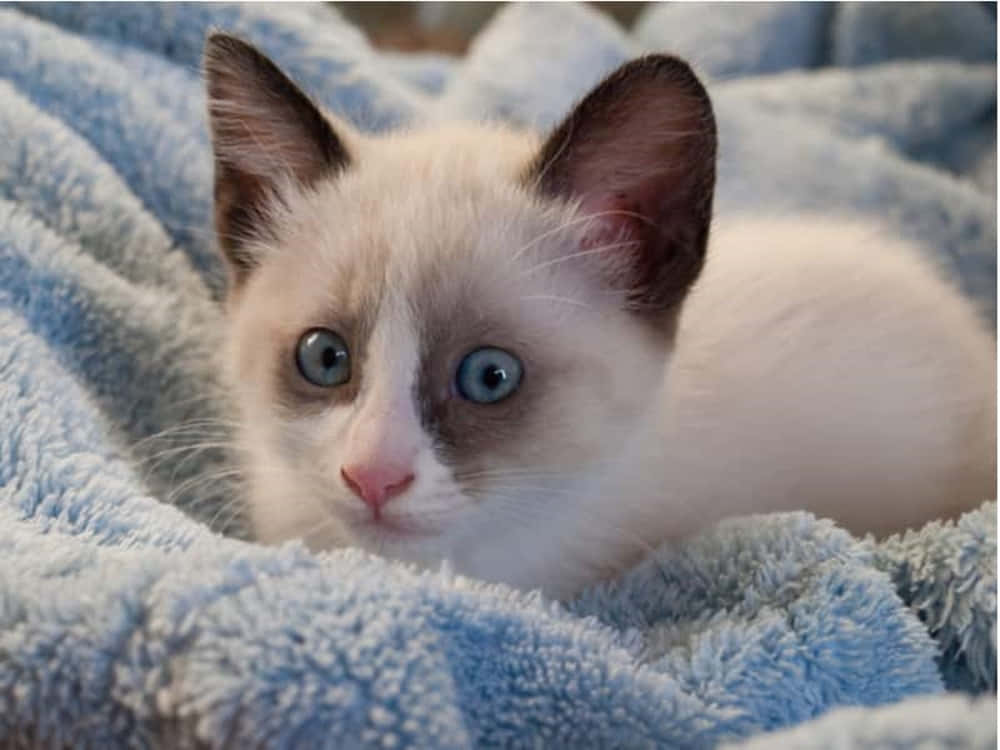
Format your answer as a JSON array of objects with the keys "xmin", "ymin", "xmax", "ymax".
[{"xmin": 0, "ymin": 2, "xmax": 996, "ymax": 747}]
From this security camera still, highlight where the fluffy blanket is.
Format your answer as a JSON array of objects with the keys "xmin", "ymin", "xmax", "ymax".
[{"xmin": 0, "ymin": 2, "xmax": 995, "ymax": 748}]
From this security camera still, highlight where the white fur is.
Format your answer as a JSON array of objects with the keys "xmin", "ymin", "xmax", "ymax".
[
  {"xmin": 608, "ymin": 218, "xmax": 994, "ymax": 571},
  {"xmin": 223, "ymin": 122, "xmax": 996, "ymax": 599}
]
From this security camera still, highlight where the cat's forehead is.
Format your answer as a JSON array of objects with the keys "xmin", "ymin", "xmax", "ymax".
[
  {"xmin": 271, "ymin": 125, "xmax": 580, "ymax": 323},
  {"xmin": 347, "ymin": 124, "xmax": 551, "ymax": 265},
  {"xmin": 361, "ymin": 123, "xmax": 540, "ymax": 187}
]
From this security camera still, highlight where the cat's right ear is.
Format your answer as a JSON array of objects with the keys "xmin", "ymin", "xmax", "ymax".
[
  {"xmin": 203, "ymin": 33, "xmax": 350, "ymax": 286},
  {"xmin": 524, "ymin": 56, "xmax": 716, "ymax": 321}
]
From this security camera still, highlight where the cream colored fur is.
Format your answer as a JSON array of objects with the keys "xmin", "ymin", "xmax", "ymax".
[{"xmin": 224, "ymin": 122, "xmax": 996, "ymax": 599}]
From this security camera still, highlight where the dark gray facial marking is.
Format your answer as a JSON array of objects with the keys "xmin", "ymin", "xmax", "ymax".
[
  {"xmin": 404, "ymin": 261, "xmax": 583, "ymax": 500},
  {"xmin": 272, "ymin": 290, "xmax": 382, "ymax": 416},
  {"xmin": 415, "ymin": 326, "xmax": 545, "ymax": 487}
]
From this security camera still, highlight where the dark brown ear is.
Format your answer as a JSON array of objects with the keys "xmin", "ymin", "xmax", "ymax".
[
  {"xmin": 525, "ymin": 55, "xmax": 716, "ymax": 318},
  {"xmin": 203, "ymin": 33, "xmax": 350, "ymax": 285}
]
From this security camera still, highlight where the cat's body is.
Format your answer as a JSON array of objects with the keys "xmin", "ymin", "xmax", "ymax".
[
  {"xmin": 550, "ymin": 217, "xmax": 995, "ymax": 595},
  {"xmin": 663, "ymin": 218, "xmax": 994, "ymax": 541},
  {"xmin": 205, "ymin": 37, "xmax": 996, "ymax": 598}
]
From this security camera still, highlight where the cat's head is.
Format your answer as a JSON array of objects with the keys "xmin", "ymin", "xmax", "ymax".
[{"xmin": 204, "ymin": 34, "xmax": 715, "ymax": 596}]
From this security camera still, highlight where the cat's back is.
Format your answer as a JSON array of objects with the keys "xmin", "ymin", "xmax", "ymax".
[{"xmin": 662, "ymin": 216, "xmax": 996, "ymax": 535}]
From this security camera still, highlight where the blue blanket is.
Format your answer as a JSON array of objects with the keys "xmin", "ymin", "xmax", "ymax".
[{"xmin": 0, "ymin": 3, "xmax": 995, "ymax": 747}]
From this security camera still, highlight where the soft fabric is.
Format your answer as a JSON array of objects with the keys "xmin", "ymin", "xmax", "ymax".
[{"xmin": 0, "ymin": 2, "xmax": 995, "ymax": 748}]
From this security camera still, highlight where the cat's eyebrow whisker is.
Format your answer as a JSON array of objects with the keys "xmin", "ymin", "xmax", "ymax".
[
  {"xmin": 510, "ymin": 207, "xmax": 654, "ymax": 264},
  {"xmin": 510, "ymin": 209, "xmax": 605, "ymax": 263},
  {"xmin": 516, "ymin": 239, "xmax": 637, "ymax": 280},
  {"xmin": 519, "ymin": 294, "xmax": 592, "ymax": 310}
]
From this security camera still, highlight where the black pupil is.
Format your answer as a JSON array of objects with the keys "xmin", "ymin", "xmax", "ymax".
[
  {"xmin": 321, "ymin": 346, "xmax": 339, "ymax": 369},
  {"xmin": 481, "ymin": 365, "xmax": 506, "ymax": 390}
]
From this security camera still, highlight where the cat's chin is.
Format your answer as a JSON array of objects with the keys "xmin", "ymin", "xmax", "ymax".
[
  {"xmin": 329, "ymin": 509, "xmax": 449, "ymax": 553},
  {"xmin": 351, "ymin": 515, "xmax": 442, "ymax": 541},
  {"xmin": 294, "ymin": 518, "xmax": 442, "ymax": 560}
]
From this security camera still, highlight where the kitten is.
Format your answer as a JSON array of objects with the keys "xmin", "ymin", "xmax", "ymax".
[{"xmin": 203, "ymin": 34, "xmax": 996, "ymax": 598}]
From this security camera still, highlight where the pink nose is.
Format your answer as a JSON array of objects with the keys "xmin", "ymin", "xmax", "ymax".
[{"xmin": 341, "ymin": 463, "xmax": 415, "ymax": 512}]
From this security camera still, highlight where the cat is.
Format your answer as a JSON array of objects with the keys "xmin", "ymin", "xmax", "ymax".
[{"xmin": 203, "ymin": 33, "xmax": 996, "ymax": 599}]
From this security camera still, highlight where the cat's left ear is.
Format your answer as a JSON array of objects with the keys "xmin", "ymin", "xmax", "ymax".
[
  {"xmin": 203, "ymin": 33, "xmax": 350, "ymax": 286},
  {"xmin": 525, "ymin": 55, "xmax": 716, "ymax": 318}
]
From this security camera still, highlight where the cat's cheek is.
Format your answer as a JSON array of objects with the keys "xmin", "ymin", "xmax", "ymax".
[{"xmin": 244, "ymin": 462, "xmax": 322, "ymax": 545}]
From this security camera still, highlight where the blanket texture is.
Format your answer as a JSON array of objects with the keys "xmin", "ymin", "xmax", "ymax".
[{"xmin": 0, "ymin": 2, "xmax": 995, "ymax": 748}]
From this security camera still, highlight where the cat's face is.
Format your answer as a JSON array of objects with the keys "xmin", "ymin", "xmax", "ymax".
[{"xmin": 205, "ymin": 36, "xmax": 715, "ymax": 596}]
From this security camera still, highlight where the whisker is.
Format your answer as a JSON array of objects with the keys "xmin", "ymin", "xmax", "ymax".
[
  {"xmin": 129, "ymin": 419, "xmax": 237, "ymax": 453},
  {"xmin": 519, "ymin": 294, "xmax": 592, "ymax": 309},
  {"xmin": 517, "ymin": 239, "xmax": 636, "ymax": 280},
  {"xmin": 510, "ymin": 208, "xmax": 652, "ymax": 265},
  {"xmin": 162, "ymin": 468, "xmax": 243, "ymax": 508},
  {"xmin": 133, "ymin": 440, "xmax": 238, "ymax": 469}
]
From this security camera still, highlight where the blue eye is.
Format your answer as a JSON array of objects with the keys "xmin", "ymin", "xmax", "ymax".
[
  {"xmin": 296, "ymin": 328, "xmax": 350, "ymax": 387},
  {"xmin": 456, "ymin": 347, "xmax": 523, "ymax": 404}
]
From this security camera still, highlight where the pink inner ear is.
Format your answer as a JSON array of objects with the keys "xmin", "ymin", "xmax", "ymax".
[{"xmin": 527, "ymin": 56, "xmax": 714, "ymax": 312}]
